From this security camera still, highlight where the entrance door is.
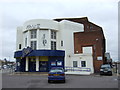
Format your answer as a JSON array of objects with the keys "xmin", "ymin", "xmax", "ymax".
[
  {"xmin": 20, "ymin": 58, "xmax": 26, "ymax": 72},
  {"xmin": 29, "ymin": 58, "xmax": 36, "ymax": 72},
  {"xmin": 39, "ymin": 61, "xmax": 48, "ymax": 72}
]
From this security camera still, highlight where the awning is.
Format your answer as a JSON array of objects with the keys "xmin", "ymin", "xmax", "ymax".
[{"xmin": 14, "ymin": 50, "xmax": 65, "ymax": 58}]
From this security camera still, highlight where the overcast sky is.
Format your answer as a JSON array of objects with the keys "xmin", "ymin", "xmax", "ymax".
[{"xmin": 0, "ymin": 0, "xmax": 119, "ymax": 61}]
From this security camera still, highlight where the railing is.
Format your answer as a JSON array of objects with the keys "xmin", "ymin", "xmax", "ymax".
[
  {"xmin": 65, "ymin": 66, "xmax": 91, "ymax": 72},
  {"xmin": 0, "ymin": 68, "xmax": 15, "ymax": 74}
]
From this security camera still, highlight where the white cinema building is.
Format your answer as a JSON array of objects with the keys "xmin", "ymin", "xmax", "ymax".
[{"xmin": 14, "ymin": 19, "xmax": 94, "ymax": 74}]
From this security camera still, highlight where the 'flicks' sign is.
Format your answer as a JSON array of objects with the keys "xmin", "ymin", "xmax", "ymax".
[{"xmin": 26, "ymin": 24, "xmax": 40, "ymax": 30}]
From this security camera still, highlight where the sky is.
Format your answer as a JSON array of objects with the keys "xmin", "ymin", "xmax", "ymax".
[{"xmin": 0, "ymin": 0, "xmax": 119, "ymax": 62}]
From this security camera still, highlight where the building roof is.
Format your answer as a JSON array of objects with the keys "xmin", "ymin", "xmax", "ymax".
[{"xmin": 54, "ymin": 17, "xmax": 89, "ymax": 23}]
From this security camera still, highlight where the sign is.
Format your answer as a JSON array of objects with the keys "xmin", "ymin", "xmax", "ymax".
[
  {"xmin": 57, "ymin": 61, "xmax": 62, "ymax": 66},
  {"xmin": 51, "ymin": 62, "xmax": 56, "ymax": 66},
  {"xmin": 97, "ymin": 56, "xmax": 102, "ymax": 60},
  {"xmin": 22, "ymin": 47, "xmax": 33, "ymax": 58},
  {"xmin": 42, "ymin": 34, "xmax": 47, "ymax": 46},
  {"xmin": 26, "ymin": 24, "xmax": 40, "ymax": 30}
]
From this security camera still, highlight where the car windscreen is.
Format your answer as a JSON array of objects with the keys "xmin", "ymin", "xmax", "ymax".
[{"xmin": 101, "ymin": 65, "xmax": 111, "ymax": 68}]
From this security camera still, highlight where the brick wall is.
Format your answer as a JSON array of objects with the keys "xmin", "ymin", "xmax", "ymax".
[{"xmin": 74, "ymin": 31, "xmax": 105, "ymax": 73}]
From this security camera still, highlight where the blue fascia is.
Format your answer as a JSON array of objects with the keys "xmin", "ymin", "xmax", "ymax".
[{"xmin": 14, "ymin": 49, "xmax": 65, "ymax": 58}]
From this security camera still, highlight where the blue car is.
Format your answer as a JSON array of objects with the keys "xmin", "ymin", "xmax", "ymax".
[{"xmin": 48, "ymin": 67, "xmax": 65, "ymax": 83}]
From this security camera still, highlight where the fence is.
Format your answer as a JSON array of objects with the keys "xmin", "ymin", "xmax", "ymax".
[
  {"xmin": 65, "ymin": 66, "xmax": 91, "ymax": 75},
  {"xmin": 0, "ymin": 68, "xmax": 15, "ymax": 74}
]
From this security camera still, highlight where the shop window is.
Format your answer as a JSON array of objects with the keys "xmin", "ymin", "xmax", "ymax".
[
  {"xmin": 40, "ymin": 62, "xmax": 47, "ymax": 66},
  {"xmin": 73, "ymin": 61, "xmax": 77, "ymax": 67},
  {"xmin": 31, "ymin": 30, "xmax": 37, "ymax": 39},
  {"xmin": 81, "ymin": 61, "xmax": 86, "ymax": 67},
  {"xmin": 31, "ymin": 41, "xmax": 37, "ymax": 50},
  {"xmin": 51, "ymin": 31, "xmax": 56, "ymax": 39},
  {"xmin": 51, "ymin": 41, "xmax": 56, "ymax": 50},
  {"xmin": 19, "ymin": 44, "xmax": 21, "ymax": 49}
]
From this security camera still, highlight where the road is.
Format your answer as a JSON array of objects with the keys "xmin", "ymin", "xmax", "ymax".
[{"xmin": 2, "ymin": 73, "xmax": 118, "ymax": 88}]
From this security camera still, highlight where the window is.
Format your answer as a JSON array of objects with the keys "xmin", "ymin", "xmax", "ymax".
[
  {"xmin": 51, "ymin": 31, "xmax": 56, "ymax": 39},
  {"xmin": 90, "ymin": 25, "xmax": 93, "ymax": 29},
  {"xmin": 31, "ymin": 41, "xmax": 37, "ymax": 50},
  {"xmin": 19, "ymin": 44, "xmax": 21, "ymax": 49},
  {"xmin": 31, "ymin": 30, "xmax": 37, "ymax": 39},
  {"xmin": 87, "ymin": 26, "xmax": 89, "ymax": 28},
  {"xmin": 81, "ymin": 61, "xmax": 86, "ymax": 67},
  {"xmin": 73, "ymin": 61, "xmax": 77, "ymax": 67},
  {"xmin": 51, "ymin": 41, "xmax": 56, "ymax": 50},
  {"xmin": 51, "ymin": 62, "xmax": 56, "ymax": 66},
  {"xmin": 61, "ymin": 40, "xmax": 63, "ymax": 46},
  {"xmin": 25, "ymin": 38, "xmax": 27, "ymax": 47}
]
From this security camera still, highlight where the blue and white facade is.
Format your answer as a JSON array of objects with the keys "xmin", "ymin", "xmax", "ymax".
[{"xmin": 14, "ymin": 19, "xmax": 94, "ymax": 73}]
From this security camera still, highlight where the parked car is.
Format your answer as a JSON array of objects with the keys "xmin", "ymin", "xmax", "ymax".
[
  {"xmin": 3, "ymin": 65, "xmax": 7, "ymax": 69},
  {"xmin": 48, "ymin": 67, "xmax": 65, "ymax": 83},
  {"xmin": 100, "ymin": 64, "xmax": 112, "ymax": 76}
]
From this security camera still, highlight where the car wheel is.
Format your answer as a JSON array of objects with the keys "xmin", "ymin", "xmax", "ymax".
[
  {"xmin": 62, "ymin": 80, "xmax": 65, "ymax": 83},
  {"xmin": 109, "ymin": 73, "xmax": 112, "ymax": 76}
]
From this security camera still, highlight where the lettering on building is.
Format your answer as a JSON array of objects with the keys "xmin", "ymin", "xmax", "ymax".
[{"xmin": 26, "ymin": 24, "xmax": 40, "ymax": 30}]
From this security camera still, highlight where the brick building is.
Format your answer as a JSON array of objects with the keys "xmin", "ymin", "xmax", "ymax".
[{"xmin": 54, "ymin": 17, "xmax": 106, "ymax": 73}]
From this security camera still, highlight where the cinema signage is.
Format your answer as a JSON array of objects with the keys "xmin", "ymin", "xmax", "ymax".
[{"xmin": 26, "ymin": 24, "xmax": 40, "ymax": 30}]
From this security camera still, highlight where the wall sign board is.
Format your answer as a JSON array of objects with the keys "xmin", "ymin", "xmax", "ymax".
[{"xmin": 97, "ymin": 56, "xmax": 102, "ymax": 60}]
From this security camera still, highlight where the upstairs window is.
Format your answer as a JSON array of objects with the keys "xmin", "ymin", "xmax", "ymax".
[
  {"xmin": 90, "ymin": 25, "xmax": 93, "ymax": 29},
  {"xmin": 51, "ymin": 41, "xmax": 56, "ymax": 50},
  {"xmin": 25, "ymin": 38, "xmax": 27, "ymax": 47},
  {"xmin": 31, "ymin": 30, "xmax": 37, "ymax": 39},
  {"xmin": 51, "ymin": 31, "xmax": 56, "ymax": 39},
  {"xmin": 31, "ymin": 41, "xmax": 37, "ymax": 50},
  {"xmin": 19, "ymin": 44, "xmax": 21, "ymax": 49},
  {"xmin": 61, "ymin": 40, "xmax": 63, "ymax": 46}
]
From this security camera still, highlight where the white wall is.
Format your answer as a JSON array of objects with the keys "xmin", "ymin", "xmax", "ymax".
[
  {"xmin": 23, "ymin": 19, "xmax": 59, "ymax": 32},
  {"xmin": 70, "ymin": 54, "xmax": 94, "ymax": 73},
  {"xmin": 58, "ymin": 20, "xmax": 84, "ymax": 66},
  {"xmin": 17, "ymin": 19, "xmax": 84, "ymax": 52},
  {"xmin": 16, "ymin": 26, "xmax": 23, "ymax": 51},
  {"xmin": 38, "ymin": 30, "xmax": 50, "ymax": 49}
]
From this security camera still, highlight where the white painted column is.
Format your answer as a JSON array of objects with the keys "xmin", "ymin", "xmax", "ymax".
[
  {"xmin": 25, "ymin": 57, "xmax": 29, "ymax": 71},
  {"xmin": 48, "ymin": 29, "xmax": 51, "ymax": 49},
  {"xmin": 36, "ymin": 56, "xmax": 39, "ymax": 71},
  {"xmin": 27, "ymin": 30, "xmax": 30, "ymax": 47},
  {"xmin": 37, "ymin": 29, "xmax": 39, "ymax": 49}
]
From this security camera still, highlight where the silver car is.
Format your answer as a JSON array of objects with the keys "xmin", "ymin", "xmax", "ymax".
[{"xmin": 100, "ymin": 64, "xmax": 112, "ymax": 76}]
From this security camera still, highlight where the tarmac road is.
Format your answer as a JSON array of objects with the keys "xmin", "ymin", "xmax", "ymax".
[{"xmin": 2, "ymin": 73, "xmax": 118, "ymax": 88}]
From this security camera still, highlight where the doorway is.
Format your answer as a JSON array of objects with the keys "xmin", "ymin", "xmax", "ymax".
[{"xmin": 29, "ymin": 58, "xmax": 36, "ymax": 72}]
